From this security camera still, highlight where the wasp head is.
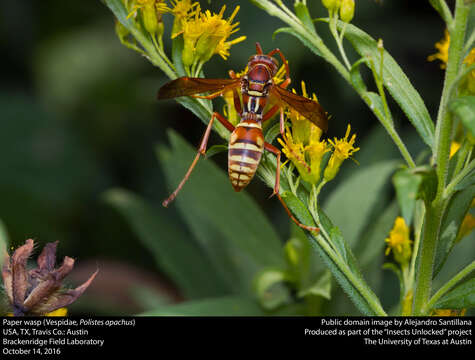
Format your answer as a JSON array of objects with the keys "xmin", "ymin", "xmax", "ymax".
[{"xmin": 243, "ymin": 55, "xmax": 278, "ymax": 97}]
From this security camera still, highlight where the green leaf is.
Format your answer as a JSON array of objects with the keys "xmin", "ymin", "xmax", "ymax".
[
  {"xmin": 140, "ymin": 296, "xmax": 269, "ymax": 316},
  {"xmin": 254, "ymin": 269, "xmax": 293, "ymax": 310},
  {"xmin": 417, "ymin": 166, "xmax": 438, "ymax": 203},
  {"xmin": 357, "ymin": 201, "xmax": 399, "ymax": 268},
  {"xmin": 294, "ymin": 2, "xmax": 316, "ymax": 35},
  {"xmin": 449, "ymin": 96, "xmax": 475, "ymax": 137},
  {"xmin": 103, "ymin": 188, "xmax": 229, "ymax": 298},
  {"xmin": 285, "ymin": 227, "xmax": 324, "ymax": 281},
  {"xmin": 329, "ymin": 227, "xmax": 347, "ymax": 263},
  {"xmin": 362, "ymin": 91, "xmax": 390, "ymax": 127},
  {"xmin": 284, "ymin": 227, "xmax": 331, "ymax": 300},
  {"xmin": 104, "ymin": 0, "xmax": 136, "ymax": 31},
  {"xmin": 434, "ymin": 278, "xmax": 475, "ymax": 309},
  {"xmin": 206, "ymin": 144, "xmax": 227, "ymax": 158},
  {"xmin": 171, "ymin": 34, "xmax": 187, "ymax": 77},
  {"xmin": 157, "ymin": 130, "xmax": 285, "ymax": 294},
  {"xmin": 454, "ymin": 167, "xmax": 475, "ymax": 191},
  {"xmin": 392, "ymin": 168, "xmax": 423, "ymax": 226},
  {"xmin": 350, "ymin": 58, "xmax": 368, "ymax": 93},
  {"xmin": 298, "ymin": 270, "xmax": 332, "ymax": 300},
  {"xmin": 339, "ymin": 22, "xmax": 435, "ymax": 148},
  {"xmin": 434, "ymin": 184, "xmax": 475, "ymax": 276},
  {"xmin": 324, "ymin": 160, "xmax": 398, "ymax": 248},
  {"xmin": 383, "ymin": 262, "xmax": 404, "ymax": 301},
  {"xmin": 264, "ymin": 122, "xmax": 282, "ymax": 145}
]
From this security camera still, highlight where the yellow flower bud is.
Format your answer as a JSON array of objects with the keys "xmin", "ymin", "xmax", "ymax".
[
  {"xmin": 142, "ymin": 3, "xmax": 159, "ymax": 34},
  {"xmin": 385, "ymin": 217, "xmax": 413, "ymax": 265},
  {"xmin": 195, "ymin": 34, "xmax": 222, "ymax": 63},
  {"xmin": 340, "ymin": 0, "xmax": 355, "ymax": 23},
  {"xmin": 323, "ymin": 124, "xmax": 359, "ymax": 182},
  {"xmin": 401, "ymin": 290, "xmax": 413, "ymax": 316},
  {"xmin": 322, "ymin": 0, "xmax": 341, "ymax": 11},
  {"xmin": 115, "ymin": 20, "xmax": 130, "ymax": 41}
]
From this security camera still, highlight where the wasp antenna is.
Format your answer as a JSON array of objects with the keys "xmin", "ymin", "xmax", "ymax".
[{"xmin": 256, "ymin": 42, "xmax": 263, "ymax": 55}]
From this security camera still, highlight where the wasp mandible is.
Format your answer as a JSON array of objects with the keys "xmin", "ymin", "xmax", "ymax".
[{"xmin": 157, "ymin": 43, "xmax": 328, "ymax": 232}]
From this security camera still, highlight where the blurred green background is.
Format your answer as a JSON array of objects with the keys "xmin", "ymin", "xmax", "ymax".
[{"xmin": 1, "ymin": 0, "xmax": 472, "ymax": 315}]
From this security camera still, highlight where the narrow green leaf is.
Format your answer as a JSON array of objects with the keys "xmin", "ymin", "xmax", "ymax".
[
  {"xmin": 361, "ymin": 92, "xmax": 389, "ymax": 126},
  {"xmin": 329, "ymin": 227, "xmax": 347, "ymax": 263},
  {"xmin": 392, "ymin": 168, "xmax": 423, "ymax": 226},
  {"xmin": 434, "ymin": 278, "xmax": 475, "ymax": 309},
  {"xmin": 103, "ymin": 188, "xmax": 229, "ymax": 298},
  {"xmin": 339, "ymin": 22, "xmax": 435, "ymax": 148},
  {"xmin": 294, "ymin": 2, "xmax": 316, "ymax": 35},
  {"xmin": 104, "ymin": 0, "xmax": 136, "ymax": 31},
  {"xmin": 449, "ymin": 96, "xmax": 475, "ymax": 137},
  {"xmin": 357, "ymin": 201, "xmax": 399, "ymax": 268},
  {"xmin": 157, "ymin": 130, "xmax": 285, "ymax": 294},
  {"xmin": 172, "ymin": 34, "xmax": 187, "ymax": 77},
  {"xmin": 350, "ymin": 58, "xmax": 368, "ymax": 92},
  {"xmin": 434, "ymin": 184, "xmax": 475, "ymax": 276},
  {"xmin": 454, "ymin": 167, "xmax": 475, "ymax": 191}
]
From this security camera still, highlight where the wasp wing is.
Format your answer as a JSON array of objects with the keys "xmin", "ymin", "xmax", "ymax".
[
  {"xmin": 272, "ymin": 85, "xmax": 329, "ymax": 132},
  {"xmin": 157, "ymin": 77, "xmax": 241, "ymax": 99}
]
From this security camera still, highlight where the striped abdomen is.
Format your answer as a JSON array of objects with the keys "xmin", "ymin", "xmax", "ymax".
[{"xmin": 228, "ymin": 120, "xmax": 264, "ymax": 191}]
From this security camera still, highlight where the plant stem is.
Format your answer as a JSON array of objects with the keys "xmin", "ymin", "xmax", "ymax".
[
  {"xmin": 445, "ymin": 158, "xmax": 475, "ymax": 197},
  {"xmin": 433, "ymin": 0, "xmax": 470, "ymax": 194},
  {"xmin": 413, "ymin": 0, "xmax": 470, "ymax": 315},
  {"xmin": 425, "ymin": 260, "xmax": 475, "ymax": 312}
]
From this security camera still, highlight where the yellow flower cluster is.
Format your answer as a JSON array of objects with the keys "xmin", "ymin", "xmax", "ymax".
[
  {"xmin": 385, "ymin": 216, "xmax": 413, "ymax": 265},
  {"xmin": 278, "ymin": 82, "xmax": 358, "ymax": 186},
  {"xmin": 428, "ymin": 30, "xmax": 475, "ymax": 94},
  {"xmin": 127, "ymin": 0, "xmax": 168, "ymax": 36},
  {"xmin": 427, "ymin": 29, "xmax": 450, "ymax": 69},
  {"xmin": 172, "ymin": 3, "xmax": 246, "ymax": 68}
]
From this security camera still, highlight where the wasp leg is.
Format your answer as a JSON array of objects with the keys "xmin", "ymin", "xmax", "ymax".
[
  {"xmin": 267, "ymin": 48, "xmax": 290, "ymax": 82},
  {"xmin": 264, "ymin": 142, "xmax": 319, "ymax": 233},
  {"xmin": 162, "ymin": 112, "xmax": 235, "ymax": 207},
  {"xmin": 262, "ymin": 77, "xmax": 291, "ymax": 135}
]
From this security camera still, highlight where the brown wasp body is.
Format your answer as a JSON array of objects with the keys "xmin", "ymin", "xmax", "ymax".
[{"xmin": 157, "ymin": 43, "xmax": 328, "ymax": 232}]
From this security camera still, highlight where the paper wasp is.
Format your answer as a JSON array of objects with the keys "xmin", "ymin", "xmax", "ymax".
[{"xmin": 157, "ymin": 43, "xmax": 328, "ymax": 232}]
